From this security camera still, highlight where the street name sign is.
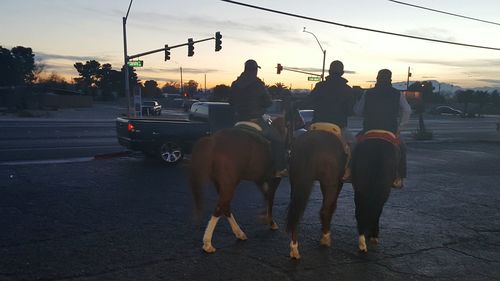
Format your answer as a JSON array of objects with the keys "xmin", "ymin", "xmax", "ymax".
[
  {"xmin": 127, "ymin": 60, "xmax": 144, "ymax": 67},
  {"xmin": 308, "ymin": 76, "xmax": 321, "ymax": 81}
]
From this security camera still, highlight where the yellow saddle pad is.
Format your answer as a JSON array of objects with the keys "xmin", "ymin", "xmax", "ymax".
[{"xmin": 310, "ymin": 122, "xmax": 342, "ymax": 137}]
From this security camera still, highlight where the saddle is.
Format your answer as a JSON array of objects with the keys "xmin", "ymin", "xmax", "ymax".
[
  {"xmin": 310, "ymin": 122, "xmax": 342, "ymax": 137},
  {"xmin": 356, "ymin": 130, "xmax": 401, "ymax": 146},
  {"xmin": 234, "ymin": 121, "xmax": 270, "ymax": 144},
  {"xmin": 310, "ymin": 122, "xmax": 350, "ymax": 155}
]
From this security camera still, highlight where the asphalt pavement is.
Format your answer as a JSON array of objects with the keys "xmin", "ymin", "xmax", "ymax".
[{"xmin": 1, "ymin": 103, "xmax": 500, "ymax": 280}]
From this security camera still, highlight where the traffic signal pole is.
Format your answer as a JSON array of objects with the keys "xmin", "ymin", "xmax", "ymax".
[
  {"xmin": 128, "ymin": 36, "xmax": 218, "ymax": 60},
  {"xmin": 277, "ymin": 64, "xmax": 322, "ymax": 77},
  {"xmin": 123, "ymin": 0, "xmax": 133, "ymax": 117}
]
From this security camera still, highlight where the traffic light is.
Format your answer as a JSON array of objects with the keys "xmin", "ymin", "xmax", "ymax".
[
  {"xmin": 164, "ymin": 45, "xmax": 171, "ymax": 61},
  {"xmin": 215, "ymin": 31, "xmax": 222, "ymax": 52},
  {"xmin": 277, "ymin": 63, "xmax": 283, "ymax": 74},
  {"xmin": 188, "ymin": 38, "xmax": 194, "ymax": 57}
]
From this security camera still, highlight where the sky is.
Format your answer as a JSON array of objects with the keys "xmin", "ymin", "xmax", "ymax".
[{"xmin": 1, "ymin": 0, "xmax": 500, "ymax": 90}]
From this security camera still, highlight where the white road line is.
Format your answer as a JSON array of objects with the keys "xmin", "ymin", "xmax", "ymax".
[{"xmin": 0, "ymin": 157, "xmax": 95, "ymax": 166}]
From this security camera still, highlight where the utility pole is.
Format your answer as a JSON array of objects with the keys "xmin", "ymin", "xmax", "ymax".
[
  {"xmin": 123, "ymin": 0, "xmax": 133, "ymax": 117},
  {"xmin": 406, "ymin": 66, "xmax": 411, "ymax": 90},
  {"xmin": 303, "ymin": 27, "xmax": 326, "ymax": 81},
  {"xmin": 180, "ymin": 67, "xmax": 184, "ymax": 94}
]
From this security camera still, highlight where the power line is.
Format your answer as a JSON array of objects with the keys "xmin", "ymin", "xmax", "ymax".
[
  {"xmin": 220, "ymin": 0, "xmax": 500, "ymax": 51},
  {"xmin": 388, "ymin": 0, "xmax": 500, "ymax": 27}
]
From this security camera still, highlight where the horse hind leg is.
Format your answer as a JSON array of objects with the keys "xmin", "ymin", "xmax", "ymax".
[
  {"xmin": 227, "ymin": 213, "xmax": 248, "ymax": 241},
  {"xmin": 258, "ymin": 179, "xmax": 281, "ymax": 230},
  {"xmin": 319, "ymin": 181, "xmax": 342, "ymax": 247},
  {"xmin": 202, "ymin": 216, "xmax": 220, "ymax": 253}
]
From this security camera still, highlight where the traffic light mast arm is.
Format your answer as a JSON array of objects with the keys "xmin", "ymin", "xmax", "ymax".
[
  {"xmin": 277, "ymin": 64, "xmax": 322, "ymax": 77},
  {"xmin": 128, "ymin": 36, "xmax": 216, "ymax": 60}
]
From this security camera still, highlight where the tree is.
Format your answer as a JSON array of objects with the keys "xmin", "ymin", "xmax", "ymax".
[
  {"xmin": 474, "ymin": 90, "xmax": 489, "ymax": 117},
  {"xmin": 161, "ymin": 82, "xmax": 180, "ymax": 94},
  {"xmin": 74, "ymin": 60, "xmax": 101, "ymax": 95},
  {"xmin": 37, "ymin": 72, "xmax": 70, "ymax": 89},
  {"xmin": 212, "ymin": 84, "xmax": 231, "ymax": 101},
  {"xmin": 0, "ymin": 45, "xmax": 37, "ymax": 86},
  {"xmin": 142, "ymin": 80, "xmax": 161, "ymax": 98},
  {"xmin": 456, "ymin": 89, "xmax": 474, "ymax": 114},
  {"xmin": 267, "ymin": 82, "xmax": 291, "ymax": 100},
  {"xmin": 183, "ymin": 80, "xmax": 198, "ymax": 97}
]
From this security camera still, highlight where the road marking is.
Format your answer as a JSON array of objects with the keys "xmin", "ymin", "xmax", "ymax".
[{"xmin": 0, "ymin": 157, "xmax": 95, "ymax": 166}]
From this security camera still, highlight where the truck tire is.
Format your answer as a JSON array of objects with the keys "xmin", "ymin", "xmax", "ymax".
[{"xmin": 158, "ymin": 141, "xmax": 184, "ymax": 164}]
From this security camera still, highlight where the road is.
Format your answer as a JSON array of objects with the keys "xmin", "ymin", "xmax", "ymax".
[
  {"xmin": 1, "ymin": 114, "xmax": 498, "ymax": 164},
  {"xmin": 1, "ymin": 140, "xmax": 499, "ymax": 280}
]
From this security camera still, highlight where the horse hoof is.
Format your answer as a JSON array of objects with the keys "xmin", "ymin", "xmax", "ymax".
[
  {"xmin": 370, "ymin": 237, "xmax": 379, "ymax": 245},
  {"xmin": 270, "ymin": 221, "xmax": 279, "ymax": 231},
  {"xmin": 236, "ymin": 232, "xmax": 248, "ymax": 241},
  {"xmin": 358, "ymin": 235, "xmax": 368, "ymax": 252},
  {"xmin": 290, "ymin": 241, "xmax": 301, "ymax": 259},
  {"xmin": 203, "ymin": 244, "xmax": 216, "ymax": 253},
  {"xmin": 320, "ymin": 232, "xmax": 331, "ymax": 247}
]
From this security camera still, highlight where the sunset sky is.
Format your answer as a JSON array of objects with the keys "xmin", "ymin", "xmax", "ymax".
[{"xmin": 2, "ymin": 0, "xmax": 500, "ymax": 90}]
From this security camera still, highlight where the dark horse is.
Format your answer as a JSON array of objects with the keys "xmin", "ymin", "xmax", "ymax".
[
  {"xmin": 286, "ymin": 124, "xmax": 348, "ymax": 259},
  {"xmin": 351, "ymin": 131, "xmax": 399, "ymax": 252},
  {"xmin": 189, "ymin": 117, "xmax": 287, "ymax": 253}
]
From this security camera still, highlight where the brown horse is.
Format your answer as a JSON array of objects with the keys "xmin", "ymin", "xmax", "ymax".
[
  {"xmin": 189, "ymin": 117, "xmax": 286, "ymax": 253},
  {"xmin": 286, "ymin": 123, "xmax": 348, "ymax": 259},
  {"xmin": 351, "ymin": 131, "xmax": 399, "ymax": 252}
]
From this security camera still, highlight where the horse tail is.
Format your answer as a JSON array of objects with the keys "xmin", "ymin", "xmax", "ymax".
[
  {"xmin": 352, "ymin": 139, "xmax": 394, "ymax": 236},
  {"xmin": 189, "ymin": 136, "xmax": 215, "ymax": 219},
  {"xmin": 286, "ymin": 148, "xmax": 315, "ymax": 233}
]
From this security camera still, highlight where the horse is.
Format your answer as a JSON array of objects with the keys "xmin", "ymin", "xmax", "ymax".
[
  {"xmin": 351, "ymin": 130, "xmax": 399, "ymax": 252},
  {"xmin": 189, "ymin": 116, "xmax": 287, "ymax": 253},
  {"xmin": 286, "ymin": 123, "xmax": 349, "ymax": 259}
]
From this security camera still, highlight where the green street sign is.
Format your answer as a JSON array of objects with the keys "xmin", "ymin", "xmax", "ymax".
[
  {"xmin": 127, "ymin": 60, "xmax": 144, "ymax": 67},
  {"xmin": 308, "ymin": 76, "xmax": 321, "ymax": 81}
]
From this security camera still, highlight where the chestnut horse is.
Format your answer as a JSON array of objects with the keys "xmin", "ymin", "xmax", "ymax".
[
  {"xmin": 189, "ymin": 117, "xmax": 287, "ymax": 253},
  {"xmin": 286, "ymin": 124, "xmax": 348, "ymax": 259},
  {"xmin": 351, "ymin": 131, "xmax": 399, "ymax": 252}
]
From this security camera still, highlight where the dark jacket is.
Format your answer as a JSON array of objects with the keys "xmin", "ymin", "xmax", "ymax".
[
  {"xmin": 229, "ymin": 73, "xmax": 272, "ymax": 121},
  {"xmin": 306, "ymin": 75, "xmax": 354, "ymax": 128},
  {"xmin": 362, "ymin": 82, "xmax": 401, "ymax": 134}
]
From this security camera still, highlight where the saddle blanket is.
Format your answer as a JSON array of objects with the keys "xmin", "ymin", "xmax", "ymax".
[
  {"xmin": 310, "ymin": 122, "xmax": 342, "ymax": 137},
  {"xmin": 356, "ymin": 130, "xmax": 400, "ymax": 145}
]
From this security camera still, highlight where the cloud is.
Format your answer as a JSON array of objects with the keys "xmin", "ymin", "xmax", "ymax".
[
  {"xmin": 477, "ymin": 79, "xmax": 500, "ymax": 85},
  {"xmin": 36, "ymin": 52, "xmax": 109, "ymax": 62},
  {"xmin": 405, "ymin": 27, "xmax": 456, "ymax": 42},
  {"xmin": 398, "ymin": 58, "xmax": 500, "ymax": 68}
]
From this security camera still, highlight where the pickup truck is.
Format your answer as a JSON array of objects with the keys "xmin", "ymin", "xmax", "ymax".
[
  {"xmin": 142, "ymin": 100, "xmax": 162, "ymax": 116},
  {"xmin": 116, "ymin": 102, "xmax": 235, "ymax": 164}
]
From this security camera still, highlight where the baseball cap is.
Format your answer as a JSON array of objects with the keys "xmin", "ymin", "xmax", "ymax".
[{"xmin": 244, "ymin": 59, "xmax": 261, "ymax": 70}]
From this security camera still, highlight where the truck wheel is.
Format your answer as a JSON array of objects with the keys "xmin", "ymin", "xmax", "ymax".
[{"xmin": 158, "ymin": 141, "xmax": 183, "ymax": 164}]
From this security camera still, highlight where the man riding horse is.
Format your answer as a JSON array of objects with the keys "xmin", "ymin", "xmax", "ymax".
[
  {"xmin": 354, "ymin": 69, "xmax": 412, "ymax": 188},
  {"xmin": 229, "ymin": 59, "xmax": 287, "ymax": 177},
  {"xmin": 303, "ymin": 60, "xmax": 356, "ymax": 181}
]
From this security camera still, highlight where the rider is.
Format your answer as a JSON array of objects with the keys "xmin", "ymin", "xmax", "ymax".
[
  {"xmin": 353, "ymin": 69, "xmax": 411, "ymax": 188},
  {"xmin": 304, "ymin": 60, "xmax": 356, "ymax": 181},
  {"xmin": 229, "ymin": 59, "xmax": 287, "ymax": 177}
]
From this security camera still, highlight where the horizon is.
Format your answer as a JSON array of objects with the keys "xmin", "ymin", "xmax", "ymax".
[{"xmin": 2, "ymin": 0, "xmax": 500, "ymax": 90}]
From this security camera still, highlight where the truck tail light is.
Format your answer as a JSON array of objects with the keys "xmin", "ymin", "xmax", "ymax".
[{"xmin": 127, "ymin": 123, "xmax": 135, "ymax": 133}]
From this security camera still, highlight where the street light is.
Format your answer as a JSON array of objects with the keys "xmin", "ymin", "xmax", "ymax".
[
  {"xmin": 123, "ymin": 0, "xmax": 134, "ymax": 117},
  {"xmin": 303, "ymin": 27, "xmax": 326, "ymax": 81}
]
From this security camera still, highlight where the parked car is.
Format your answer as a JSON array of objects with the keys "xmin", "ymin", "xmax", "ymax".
[
  {"xmin": 142, "ymin": 101, "xmax": 162, "ymax": 116},
  {"xmin": 298, "ymin": 109, "xmax": 314, "ymax": 129},
  {"xmin": 182, "ymin": 99, "xmax": 199, "ymax": 112},
  {"xmin": 429, "ymin": 105, "xmax": 462, "ymax": 116}
]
